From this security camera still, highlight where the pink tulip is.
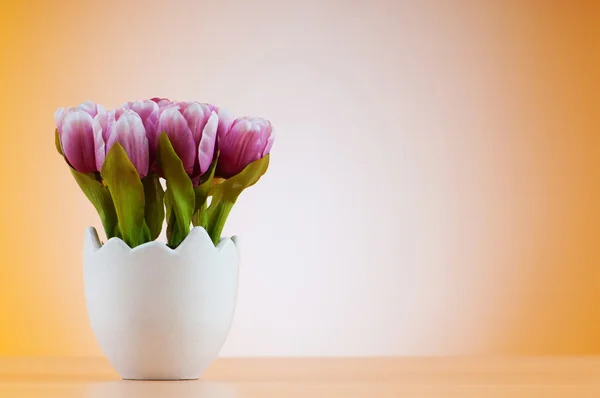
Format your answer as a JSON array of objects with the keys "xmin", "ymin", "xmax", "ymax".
[
  {"xmin": 217, "ymin": 116, "xmax": 274, "ymax": 178},
  {"xmin": 121, "ymin": 100, "xmax": 160, "ymax": 168},
  {"xmin": 55, "ymin": 101, "xmax": 106, "ymax": 173},
  {"xmin": 208, "ymin": 105, "xmax": 234, "ymax": 144},
  {"xmin": 95, "ymin": 109, "xmax": 150, "ymax": 177},
  {"xmin": 55, "ymin": 100, "xmax": 106, "ymax": 133},
  {"xmin": 122, "ymin": 100, "xmax": 160, "ymax": 140},
  {"xmin": 151, "ymin": 97, "xmax": 172, "ymax": 108},
  {"xmin": 157, "ymin": 102, "xmax": 218, "ymax": 180}
]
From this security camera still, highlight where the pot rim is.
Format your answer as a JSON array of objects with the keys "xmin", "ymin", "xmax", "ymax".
[{"xmin": 85, "ymin": 226, "xmax": 238, "ymax": 255}]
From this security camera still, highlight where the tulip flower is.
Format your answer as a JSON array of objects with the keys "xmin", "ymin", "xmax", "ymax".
[
  {"xmin": 208, "ymin": 105, "xmax": 234, "ymax": 145},
  {"xmin": 121, "ymin": 100, "xmax": 160, "ymax": 168},
  {"xmin": 55, "ymin": 100, "xmax": 106, "ymax": 132},
  {"xmin": 151, "ymin": 97, "xmax": 172, "ymax": 108},
  {"xmin": 122, "ymin": 100, "xmax": 160, "ymax": 141},
  {"xmin": 54, "ymin": 97, "xmax": 275, "ymax": 249},
  {"xmin": 217, "ymin": 116, "xmax": 274, "ymax": 178},
  {"xmin": 55, "ymin": 101, "xmax": 106, "ymax": 174},
  {"xmin": 157, "ymin": 101, "xmax": 218, "ymax": 180},
  {"xmin": 95, "ymin": 109, "xmax": 150, "ymax": 178}
]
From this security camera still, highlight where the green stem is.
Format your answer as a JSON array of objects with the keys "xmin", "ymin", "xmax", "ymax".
[
  {"xmin": 192, "ymin": 201, "xmax": 207, "ymax": 227},
  {"xmin": 167, "ymin": 208, "xmax": 188, "ymax": 248},
  {"xmin": 140, "ymin": 221, "xmax": 152, "ymax": 243},
  {"xmin": 208, "ymin": 200, "xmax": 234, "ymax": 245}
]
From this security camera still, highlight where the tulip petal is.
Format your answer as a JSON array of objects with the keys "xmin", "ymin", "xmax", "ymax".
[
  {"xmin": 182, "ymin": 102, "xmax": 210, "ymax": 145},
  {"xmin": 158, "ymin": 106, "xmax": 196, "ymax": 175},
  {"xmin": 151, "ymin": 97, "xmax": 172, "ymax": 108},
  {"xmin": 217, "ymin": 116, "xmax": 273, "ymax": 178},
  {"xmin": 237, "ymin": 127, "xmax": 264, "ymax": 171},
  {"xmin": 262, "ymin": 122, "xmax": 275, "ymax": 157},
  {"xmin": 103, "ymin": 110, "xmax": 117, "ymax": 143},
  {"xmin": 198, "ymin": 111, "xmax": 218, "ymax": 173},
  {"xmin": 177, "ymin": 101, "xmax": 193, "ymax": 114},
  {"xmin": 77, "ymin": 100, "xmax": 104, "ymax": 117},
  {"xmin": 92, "ymin": 116, "xmax": 106, "ymax": 172},
  {"xmin": 61, "ymin": 110, "xmax": 97, "ymax": 173},
  {"xmin": 236, "ymin": 119, "xmax": 263, "ymax": 162},
  {"xmin": 216, "ymin": 107, "xmax": 234, "ymax": 140},
  {"xmin": 124, "ymin": 100, "xmax": 160, "ymax": 150},
  {"xmin": 77, "ymin": 101, "xmax": 95, "ymax": 115},
  {"xmin": 125, "ymin": 100, "xmax": 159, "ymax": 127},
  {"xmin": 106, "ymin": 110, "xmax": 149, "ymax": 178},
  {"xmin": 94, "ymin": 109, "xmax": 108, "ymax": 152},
  {"xmin": 54, "ymin": 107, "xmax": 66, "ymax": 134}
]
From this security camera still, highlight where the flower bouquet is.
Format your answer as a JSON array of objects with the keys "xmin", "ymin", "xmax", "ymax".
[{"xmin": 55, "ymin": 98, "xmax": 274, "ymax": 380}]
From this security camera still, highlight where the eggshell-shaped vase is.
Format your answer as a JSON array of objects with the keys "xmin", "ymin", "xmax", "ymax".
[{"xmin": 83, "ymin": 226, "xmax": 239, "ymax": 380}]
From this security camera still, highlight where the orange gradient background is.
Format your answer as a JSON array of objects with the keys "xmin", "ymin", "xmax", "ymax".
[{"xmin": 0, "ymin": 0, "xmax": 599, "ymax": 357}]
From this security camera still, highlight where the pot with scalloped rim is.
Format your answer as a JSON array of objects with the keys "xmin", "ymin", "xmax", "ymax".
[{"xmin": 83, "ymin": 226, "xmax": 239, "ymax": 380}]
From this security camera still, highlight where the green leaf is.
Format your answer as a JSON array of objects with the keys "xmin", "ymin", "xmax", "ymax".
[
  {"xmin": 167, "ymin": 210, "xmax": 186, "ymax": 249},
  {"xmin": 195, "ymin": 153, "xmax": 218, "ymax": 210},
  {"xmin": 163, "ymin": 188, "xmax": 174, "ymax": 244},
  {"xmin": 157, "ymin": 132, "xmax": 195, "ymax": 248},
  {"xmin": 192, "ymin": 152, "xmax": 218, "ymax": 227},
  {"xmin": 69, "ymin": 167, "xmax": 118, "ymax": 239},
  {"xmin": 101, "ymin": 142, "xmax": 146, "ymax": 248},
  {"xmin": 209, "ymin": 154, "xmax": 270, "ymax": 204},
  {"xmin": 142, "ymin": 174, "xmax": 165, "ymax": 240},
  {"xmin": 164, "ymin": 187, "xmax": 172, "ymax": 226},
  {"xmin": 166, "ymin": 213, "xmax": 176, "ymax": 245},
  {"xmin": 163, "ymin": 187, "xmax": 189, "ymax": 248},
  {"xmin": 192, "ymin": 202, "xmax": 207, "ymax": 228},
  {"xmin": 55, "ymin": 129, "xmax": 63, "ymax": 156},
  {"xmin": 140, "ymin": 221, "xmax": 152, "ymax": 242},
  {"xmin": 206, "ymin": 154, "xmax": 270, "ymax": 244},
  {"xmin": 205, "ymin": 200, "xmax": 234, "ymax": 245}
]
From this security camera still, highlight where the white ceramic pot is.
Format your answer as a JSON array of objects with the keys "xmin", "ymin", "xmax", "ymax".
[{"xmin": 83, "ymin": 226, "xmax": 239, "ymax": 380}]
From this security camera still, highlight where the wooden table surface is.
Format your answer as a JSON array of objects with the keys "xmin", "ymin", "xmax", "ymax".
[{"xmin": 2, "ymin": 357, "xmax": 600, "ymax": 397}]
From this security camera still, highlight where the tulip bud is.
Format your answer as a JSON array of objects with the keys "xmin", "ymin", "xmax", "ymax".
[
  {"xmin": 55, "ymin": 101, "xmax": 106, "ymax": 173},
  {"xmin": 122, "ymin": 100, "xmax": 160, "ymax": 168},
  {"xmin": 55, "ymin": 100, "xmax": 106, "ymax": 133},
  {"xmin": 217, "ymin": 116, "xmax": 274, "ymax": 178},
  {"xmin": 97, "ymin": 109, "xmax": 150, "ymax": 177},
  {"xmin": 202, "ymin": 104, "xmax": 234, "ymax": 138},
  {"xmin": 122, "ymin": 100, "xmax": 160, "ymax": 141},
  {"xmin": 151, "ymin": 97, "xmax": 172, "ymax": 108},
  {"xmin": 157, "ymin": 102, "xmax": 218, "ymax": 180},
  {"xmin": 180, "ymin": 102, "xmax": 218, "ymax": 174}
]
